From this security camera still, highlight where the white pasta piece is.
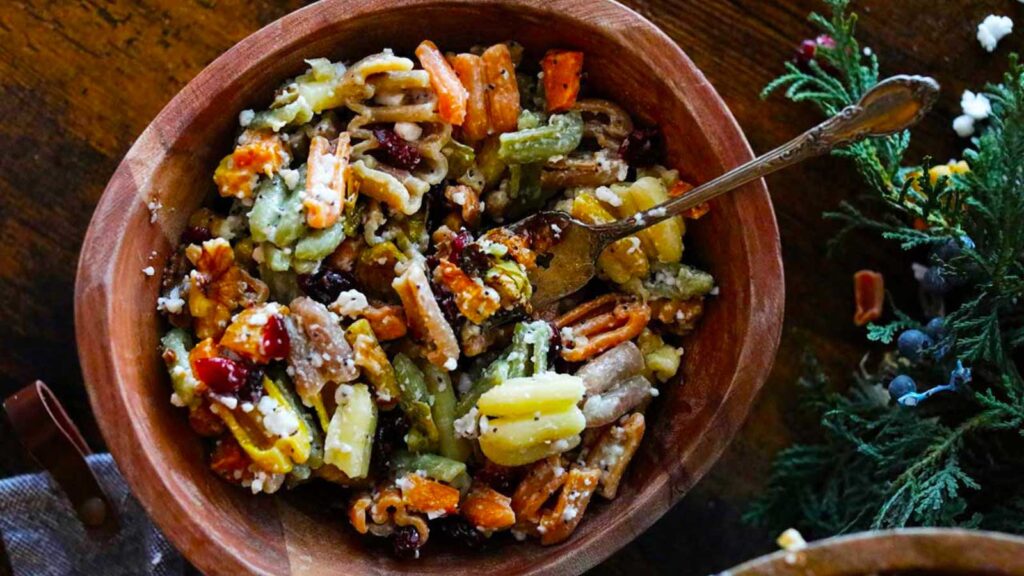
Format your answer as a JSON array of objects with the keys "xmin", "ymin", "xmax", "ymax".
[
  {"xmin": 350, "ymin": 160, "xmax": 424, "ymax": 215},
  {"xmin": 325, "ymin": 383, "xmax": 377, "ymax": 479}
]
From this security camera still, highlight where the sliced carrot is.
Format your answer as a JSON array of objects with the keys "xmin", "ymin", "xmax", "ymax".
[
  {"xmin": 853, "ymin": 270, "xmax": 884, "ymax": 326},
  {"xmin": 416, "ymin": 40, "xmax": 468, "ymax": 125},
  {"xmin": 304, "ymin": 133, "xmax": 350, "ymax": 229},
  {"xmin": 449, "ymin": 53, "xmax": 490, "ymax": 142},
  {"xmin": 541, "ymin": 49, "xmax": 584, "ymax": 113},
  {"xmin": 482, "ymin": 43, "xmax": 521, "ymax": 134}
]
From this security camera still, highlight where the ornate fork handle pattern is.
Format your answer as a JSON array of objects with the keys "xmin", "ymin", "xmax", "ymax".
[{"xmin": 597, "ymin": 75, "xmax": 940, "ymax": 244}]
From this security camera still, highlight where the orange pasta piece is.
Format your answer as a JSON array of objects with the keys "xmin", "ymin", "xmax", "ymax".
[
  {"xmin": 304, "ymin": 133, "xmax": 350, "ymax": 229},
  {"xmin": 853, "ymin": 270, "xmax": 884, "ymax": 326},
  {"xmin": 360, "ymin": 304, "xmax": 408, "ymax": 341},
  {"xmin": 541, "ymin": 49, "xmax": 584, "ymax": 113},
  {"xmin": 585, "ymin": 413, "xmax": 645, "ymax": 499},
  {"xmin": 554, "ymin": 294, "xmax": 651, "ymax": 362},
  {"xmin": 668, "ymin": 180, "xmax": 710, "ymax": 220},
  {"xmin": 416, "ymin": 40, "xmax": 468, "ymax": 125},
  {"xmin": 462, "ymin": 484, "xmax": 516, "ymax": 531},
  {"xmin": 400, "ymin": 474, "xmax": 461, "ymax": 517},
  {"xmin": 449, "ymin": 53, "xmax": 490, "ymax": 142},
  {"xmin": 511, "ymin": 456, "xmax": 568, "ymax": 526},
  {"xmin": 538, "ymin": 467, "xmax": 601, "ymax": 545},
  {"xmin": 482, "ymin": 43, "xmax": 521, "ymax": 134}
]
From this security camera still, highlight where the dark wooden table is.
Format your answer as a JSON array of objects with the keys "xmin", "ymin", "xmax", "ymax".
[{"xmin": 0, "ymin": 0, "xmax": 1017, "ymax": 573}]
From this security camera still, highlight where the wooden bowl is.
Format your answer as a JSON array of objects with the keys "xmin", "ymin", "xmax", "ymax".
[
  {"xmin": 74, "ymin": 0, "xmax": 784, "ymax": 574},
  {"xmin": 724, "ymin": 529, "xmax": 1024, "ymax": 575}
]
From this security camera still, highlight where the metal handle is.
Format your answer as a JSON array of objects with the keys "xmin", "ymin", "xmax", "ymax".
[{"xmin": 597, "ymin": 75, "xmax": 940, "ymax": 242}]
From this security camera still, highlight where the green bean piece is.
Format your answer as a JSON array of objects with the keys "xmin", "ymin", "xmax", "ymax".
[
  {"xmin": 248, "ymin": 176, "xmax": 308, "ymax": 248},
  {"xmin": 422, "ymin": 364, "xmax": 472, "ymax": 462},
  {"xmin": 517, "ymin": 109, "xmax": 546, "ymax": 130},
  {"xmin": 442, "ymin": 140, "xmax": 476, "ymax": 179},
  {"xmin": 258, "ymin": 265, "xmax": 301, "ymax": 303},
  {"xmin": 476, "ymin": 136, "xmax": 507, "ymax": 189},
  {"xmin": 455, "ymin": 323, "xmax": 532, "ymax": 416},
  {"xmin": 391, "ymin": 451, "xmax": 470, "ymax": 490},
  {"xmin": 345, "ymin": 319, "xmax": 402, "ymax": 405},
  {"xmin": 393, "ymin": 354, "xmax": 440, "ymax": 453},
  {"xmin": 623, "ymin": 262, "xmax": 715, "ymax": 301},
  {"xmin": 523, "ymin": 320, "xmax": 553, "ymax": 375},
  {"xmin": 160, "ymin": 329, "xmax": 201, "ymax": 408},
  {"xmin": 497, "ymin": 111, "xmax": 584, "ymax": 164},
  {"xmin": 341, "ymin": 196, "xmax": 364, "ymax": 238},
  {"xmin": 506, "ymin": 162, "xmax": 551, "ymax": 219}
]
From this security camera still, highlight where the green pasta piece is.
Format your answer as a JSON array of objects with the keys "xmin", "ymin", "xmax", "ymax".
[
  {"xmin": 250, "ymin": 58, "xmax": 347, "ymax": 132},
  {"xmin": 442, "ymin": 139, "xmax": 476, "ymax": 179},
  {"xmin": 506, "ymin": 162, "xmax": 550, "ymax": 219},
  {"xmin": 393, "ymin": 354, "xmax": 440, "ymax": 453},
  {"xmin": 248, "ymin": 176, "xmax": 307, "ymax": 248},
  {"xmin": 422, "ymin": 364, "xmax": 472, "ymax": 463},
  {"xmin": 160, "ymin": 329, "xmax": 201, "ymax": 408},
  {"xmin": 497, "ymin": 111, "xmax": 583, "ymax": 164},
  {"xmin": 262, "ymin": 243, "xmax": 292, "ymax": 272},
  {"xmin": 476, "ymin": 137, "xmax": 507, "ymax": 189},
  {"xmin": 294, "ymin": 221, "xmax": 345, "ymax": 263},
  {"xmin": 391, "ymin": 451, "xmax": 470, "ymax": 490}
]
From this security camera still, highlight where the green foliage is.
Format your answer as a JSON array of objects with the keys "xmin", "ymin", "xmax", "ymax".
[{"xmin": 748, "ymin": 0, "xmax": 1024, "ymax": 539}]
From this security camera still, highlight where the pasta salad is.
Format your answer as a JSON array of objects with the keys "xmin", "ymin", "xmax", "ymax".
[{"xmin": 157, "ymin": 39, "xmax": 715, "ymax": 557}]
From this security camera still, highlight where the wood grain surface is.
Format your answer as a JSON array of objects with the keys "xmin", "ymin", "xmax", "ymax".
[{"xmin": 0, "ymin": 0, "xmax": 1019, "ymax": 574}]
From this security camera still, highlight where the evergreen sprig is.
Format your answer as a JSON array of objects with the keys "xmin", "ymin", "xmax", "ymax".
[{"xmin": 747, "ymin": 0, "xmax": 1024, "ymax": 538}]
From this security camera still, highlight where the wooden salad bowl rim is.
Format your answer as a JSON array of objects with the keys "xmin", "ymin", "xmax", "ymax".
[
  {"xmin": 725, "ymin": 528, "xmax": 1024, "ymax": 575},
  {"xmin": 74, "ymin": 0, "xmax": 785, "ymax": 574}
]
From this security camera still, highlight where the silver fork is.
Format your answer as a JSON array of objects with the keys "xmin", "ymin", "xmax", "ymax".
[{"xmin": 502, "ymin": 75, "xmax": 940, "ymax": 309}]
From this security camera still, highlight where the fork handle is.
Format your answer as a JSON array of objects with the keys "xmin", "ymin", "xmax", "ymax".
[{"xmin": 595, "ymin": 75, "xmax": 940, "ymax": 243}]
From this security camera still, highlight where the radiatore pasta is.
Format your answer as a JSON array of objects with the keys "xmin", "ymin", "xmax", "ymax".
[{"xmin": 157, "ymin": 39, "xmax": 716, "ymax": 558}]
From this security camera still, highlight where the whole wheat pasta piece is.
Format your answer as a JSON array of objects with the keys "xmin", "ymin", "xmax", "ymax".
[{"xmin": 585, "ymin": 412, "xmax": 645, "ymax": 499}]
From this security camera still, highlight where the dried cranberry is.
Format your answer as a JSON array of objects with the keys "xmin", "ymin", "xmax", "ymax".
[
  {"xmin": 370, "ymin": 411, "xmax": 409, "ymax": 477},
  {"xmin": 180, "ymin": 225, "xmax": 213, "ymax": 245},
  {"xmin": 457, "ymin": 243, "xmax": 492, "ymax": 277},
  {"xmin": 435, "ymin": 517, "xmax": 486, "ymax": 549},
  {"xmin": 391, "ymin": 525, "xmax": 424, "ymax": 559},
  {"xmin": 372, "ymin": 128, "xmax": 422, "ymax": 171},
  {"xmin": 194, "ymin": 357, "xmax": 249, "ymax": 395},
  {"xmin": 450, "ymin": 230, "xmax": 472, "ymax": 262},
  {"xmin": 430, "ymin": 277, "xmax": 460, "ymax": 327},
  {"xmin": 298, "ymin": 268, "xmax": 355, "ymax": 305},
  {"xmin": 618, "ymin": 126, "xmax": 663, "ymax": 167},
  {"xmin": 237, "ymin": 364, "xmax": 266, "ymax": 404},
  {"xmin": 261, "ymin": 315, "xmax": 290, "ymax": 360}
]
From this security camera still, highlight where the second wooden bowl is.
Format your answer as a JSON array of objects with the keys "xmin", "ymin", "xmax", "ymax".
[
  {"xmin": 724, "ymin": 528, "xmax": 1024, "ymax": 575},
  {"xmin": 74, "ymin": 0, "xmax": 784, "ymax": 574}
]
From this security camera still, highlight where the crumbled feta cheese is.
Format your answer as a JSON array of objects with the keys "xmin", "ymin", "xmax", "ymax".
[
  {"xmin": 454, "ymin": 407, "xmax": 480, "ymax": 438},
  {"xmin": 444, "ymin": 357, "xmax": 458, "ymax": 371},
  {"xmin": 710, "ymin": 286, "xmax": 720, "ymax": 296},
  {"xmin": 978, "ymin": 15, "xmax": 1013, "ymax": 52},
  {"xmin": 257, "ymin": 395, "xmax": 300, "ymax": 438},
  {"xmin": 594, "ymin": 185, "xmax": 622, "ymax": 207},
  {"xmin": 649, "ymin": 387, "xmax": 660, "ymax": 397},
  {"xmin": 863, "ymin": 47, "xmax": 873, "ymax": 56},
  {"xmin": 142, "ymin": 266, "xmax": 155, "ymax": 277},
  {"xmin": 394, "ymin": 121, "xmax": 423, "ymax": 141},
  {"xmin": 335, "ymin": 384, "xmax": 355, "ymax": 404},
  {"xmin": 241, "ymin": 402, "xmax": 254, "ymax": 413},
  {"xmin": 953, "ymin": 114, "xmax": 976, "ymax": 138},
  {"xmin": 625, "ymin": 237, "xmax": 641, "ymax": 254},
  {"xmin": 239, "ymin": 109, "xmax": 256, "ymax": 127},
  {"xmin": 170, "ymin": 393, "xmax": 185, "ymax": 407},
  {"xmin": 279, "ymin": 168, "xmax": 301, "ymax": 189},
  {"xmin": 374, "ymin": 92, "xmax": 405, "ymax": 106},
  {"xmin": 395, "ymin": 475, "xmax": 415, "ymax": 491},
  {"xmin": 157, "ymin": 295, "xmax": 186, "ymax": 315},
  {"xmin": 213, "ymin": 394, "xmax": 238, "ymax": 410},
  {"xmin": 647, "ymin": 207, "xmax": 667, "ymax": 218},
  {"xmin": 331, "ymin": 289, "xmax": 369, "ymax": 317},
  {"xmin": 451, "ymin": 189, "xmax": 466, "ymax": 206},
  {"xmin": 562, "ymin": 505, "xmax": 578, "ymax": 522},
  {"xmin": 426, "ymin": 510, "xmax": 447, "ymax": 520},
  {"xmin": 961, "ymin": 90, "xmax": 992, "ymax": 120}
]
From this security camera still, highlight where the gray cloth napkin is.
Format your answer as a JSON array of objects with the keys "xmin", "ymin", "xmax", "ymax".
[{"xmin": 0, "ymin": 454, "xmax": 184, "ymax": 576}]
